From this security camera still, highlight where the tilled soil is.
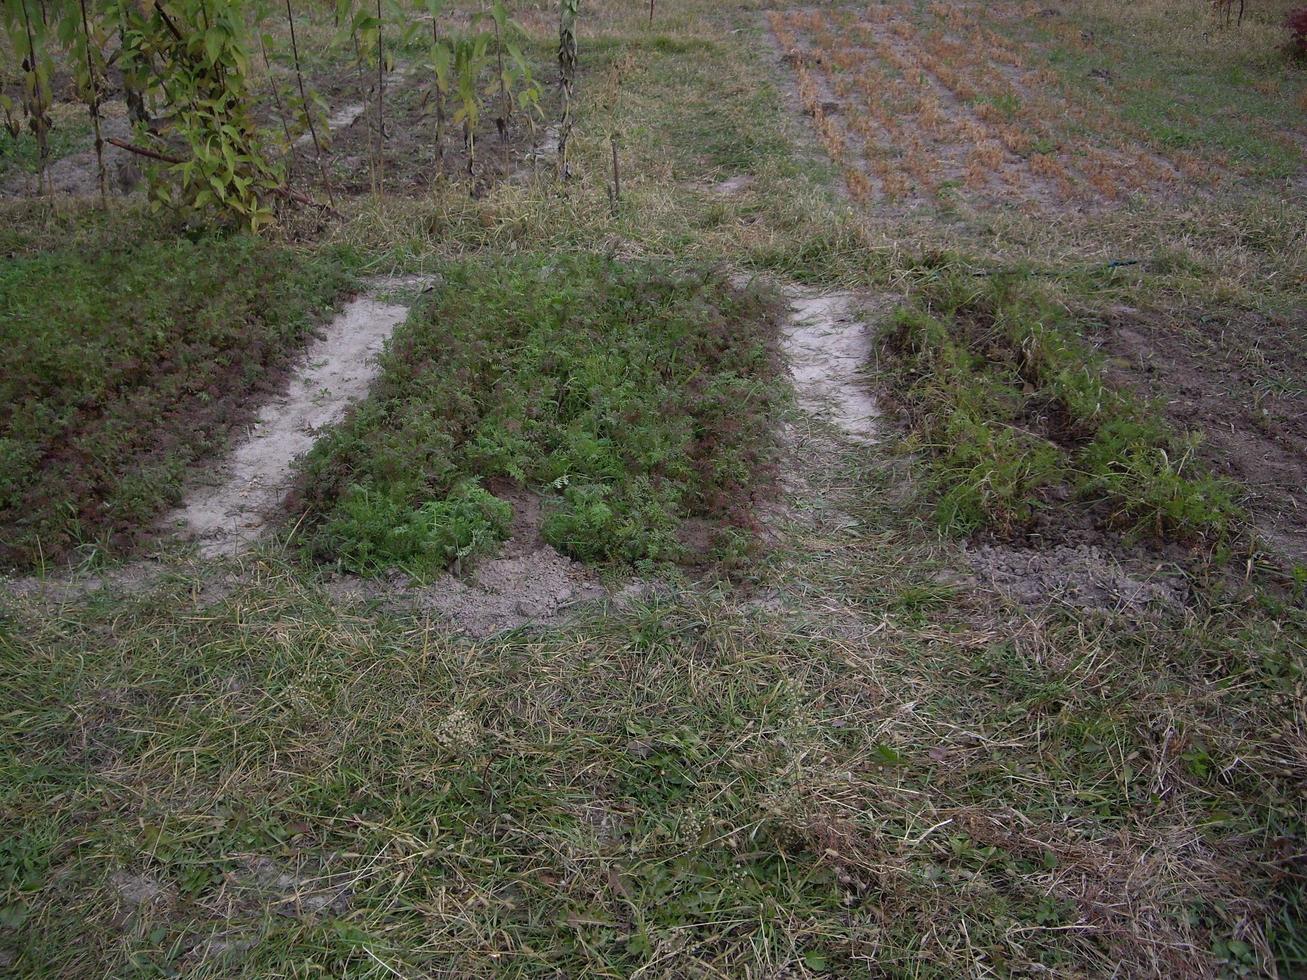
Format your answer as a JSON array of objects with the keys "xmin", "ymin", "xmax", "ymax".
[{"xmin": 1100, "ymin": 305, "xmax": 1307, "ymax": 561}]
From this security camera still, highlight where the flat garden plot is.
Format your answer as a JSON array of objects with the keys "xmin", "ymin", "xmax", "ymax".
[
  {"xmin": 768, "ymin": 2, "xmax": 1301, "ymax": 211},
  {"xmin": 0, "ymin": 214, "xmax": 352, "ymax": 568},
  {"xmin": 294, "ymin": 256, "xmax": 783, "ymax": 577}
]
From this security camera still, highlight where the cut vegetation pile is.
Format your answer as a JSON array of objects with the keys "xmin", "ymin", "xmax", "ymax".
[{"xmin": 296, "ymin": 256, "xmax": 781, "ymax": 576}]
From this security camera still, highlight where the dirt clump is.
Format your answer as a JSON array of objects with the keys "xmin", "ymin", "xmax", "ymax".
[
  {"xmin": 967, "ymin": 542, "xmax": 1185, "ymax": 614},
  {"xmin": 109, "ymin": 871, "xmax": 178, "ymax": 912}
]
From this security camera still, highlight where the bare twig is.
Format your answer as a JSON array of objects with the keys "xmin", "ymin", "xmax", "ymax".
[
  {"xmin": 106, "ymin": 136, "xmax": 183, "ymax": 164},
  {"xmin": 77, "ymin": 0, "xmax": 107, "ymax": 205},
  {"xmin": 285, "ymin": 0, "xmax": 335, "ymax": 204}
]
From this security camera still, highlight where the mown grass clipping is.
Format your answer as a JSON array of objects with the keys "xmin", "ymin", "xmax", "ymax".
[{"xmin": 296, "ymin": 255, "xmax": 781, "ymax": 576}]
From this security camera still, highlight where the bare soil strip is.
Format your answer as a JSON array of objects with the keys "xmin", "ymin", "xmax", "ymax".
[
  {"xmin": 780, "ymin": 288, "xmax": 881, "ymax": 442},
  {"xmin": 170, "ymin": 282, "xmax": 418, "ymax": 557}
]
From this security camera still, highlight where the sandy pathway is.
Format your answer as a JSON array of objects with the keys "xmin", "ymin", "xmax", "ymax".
[
  {"xmin": 171, "ymin": 283, "xmax": 419, "ymax": 557},
  {"xmin": 780, "ymin": 288, "xmax": 881, "ymax": 442}
]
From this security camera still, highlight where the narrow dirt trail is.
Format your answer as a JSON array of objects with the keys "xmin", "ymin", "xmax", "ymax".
[
  {"xmin": 780, "ymin": 288, "xmax": 881, "ymax": 442},
  {"xmin": 171, "ymin": 282, "xmax": 419, "ymax": 557}
]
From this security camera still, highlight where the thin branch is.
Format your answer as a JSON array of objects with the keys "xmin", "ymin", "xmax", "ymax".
[{"xmin": 105, "ymin": 138, "xmax": 340, "ymax": 217}]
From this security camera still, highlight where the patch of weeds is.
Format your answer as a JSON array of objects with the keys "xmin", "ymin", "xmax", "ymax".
[
  {"xmin": 0, "ymin": 120, "xmax": 89, "ymax": 178},
  {"xmin": 1081, "ymin": 418, "xmax": 1242, "ymax": 540},
  {"xmin": 885, "ymin": 306, "xmax": 1064, "ymax": 534},
  {"xmin": 882, "ymin": 265, "xmax": 1242, "ymax": 542},
  {"xmin": 0, "ymin": 210, "xmax": 355, "ymax": 569},
  {"xmin": 297, "ymin": 254, "xmax": 781, "ymax": 573},
  {"xmin": 312, "ymin": 481, "xmax": 512, "ymax": 580}
]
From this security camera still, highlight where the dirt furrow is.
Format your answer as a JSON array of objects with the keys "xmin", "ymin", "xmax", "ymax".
[{"xmin": 170, "ymin": 281, "xmax": 420, "ymax": 556}]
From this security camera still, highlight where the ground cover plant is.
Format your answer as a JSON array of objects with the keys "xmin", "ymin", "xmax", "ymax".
[
  {"xmin": 296, "ymin": 255, "xmax": 781, "ymax": 575},
  {"xmin": 882, "ymin": 266, "xmax": 1243, "ymax": 544},
  {"xmin": 0, "ymin": 207, "xmax": 352, "ymax": 568}
]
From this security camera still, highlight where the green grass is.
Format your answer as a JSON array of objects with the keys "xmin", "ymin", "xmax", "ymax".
[
  {"xmin": 1, "ymin": 448, "xmax": 1302, "ymax": 975},
  {"xmin": 0, "ymin": 119, "xmax": 90, "ymax": 180},
  {"xmin": 296, "ymin": 255, "xmax": 782, "ymax": 576},
  {"xmin": 0, "ymin": 209, "xmax": 354, "ymax": 569},
  {"xmin": 1, "ymin": 0, "xmax": 1304, "ymax": 975}
]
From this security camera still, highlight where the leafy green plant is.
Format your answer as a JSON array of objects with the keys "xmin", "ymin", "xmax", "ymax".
[
  {"xmin": 297, "ymin": 256, "xmax": 780, "ymax": 573},
  {"xmin": 315, "ymin": 480, "xmax": 512, "ymax": 579},
  {"xmin": 412, "ymin": 0, "xmax": 451, "ymax": 171},
  {"xmin": 2, "ymin": 0, "xmax": 54, "ymax": 193},
  {"xmin": 451, "ymin": 31, "xmax": 490, "ymax": 175},
  {"xmin": 116, "ymin": 0, "xmax": 284, "ymax": 230},
  {"xmin": 487, "ymin": 0, "xmax": 541, "ymax": 158}
]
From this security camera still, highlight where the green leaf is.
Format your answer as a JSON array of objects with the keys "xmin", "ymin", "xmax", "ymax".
[
  {"xmin": 0, "ymin": 904, "xmax": 28, "ymax": 929},
  {"xmin": 873, "ymin": 743, "xmax": 903, "ymax": 765}
]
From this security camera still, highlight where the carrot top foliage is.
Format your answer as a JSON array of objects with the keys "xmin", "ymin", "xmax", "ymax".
[
  {"xmin": 296, "ymin": 255, "xmax": 782, "ymax": 576},
  {"xmin": 0, "ymin": 221, "xmax": 353, "ymax": 569}
]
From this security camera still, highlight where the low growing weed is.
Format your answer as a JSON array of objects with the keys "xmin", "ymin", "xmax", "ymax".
[
  {"xmin": 886, "ymin": 306, "xmax": 1064, "ymax": 534},
  {"xmin": 0, "ymin": 210, "xmax": 354, "ymax": 568},
  {"xmin": 297, "ymin": 255, "xmax": 781, "ymax": 574},
  {"xmin": 883, "ymin": 266, "xmax": 1243, "ymax": 543}
]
